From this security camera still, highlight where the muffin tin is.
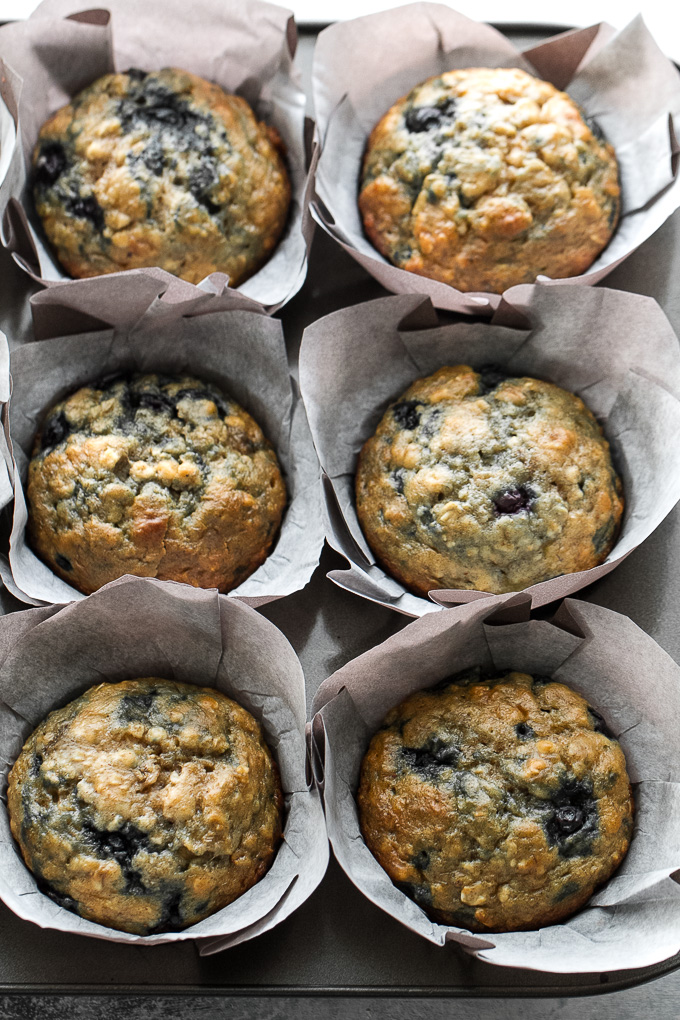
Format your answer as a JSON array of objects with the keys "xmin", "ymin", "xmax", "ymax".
[{"xmin": 0, "ymin": 18, "xmax": 680, "ymax": 1002}]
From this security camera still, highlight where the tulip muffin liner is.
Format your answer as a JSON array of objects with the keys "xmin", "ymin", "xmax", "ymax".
[
  {"xmin": 0, "ymin": 575, "xmax": 328, "ymax": 949},
  {"xmin": 1, "ymin": 299, "xmax": 323, "ymax": 606},
  {"xmin": 311, "ymin": 593, "xmax": 680, "ymax": 973},
  {"xmin": 299, "ymin": 285, "xmax": 680, "ymax": 617},
  {"xmin": 0, "ymin": 0, "xmax": 310, "ymax": 321},
  {"xmin": 310, "ymin": 4, "xmax": 680, "ymax": 314}
]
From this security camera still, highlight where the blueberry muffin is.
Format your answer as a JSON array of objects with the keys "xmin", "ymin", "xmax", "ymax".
[
  {"xmin": 33, "ymin": 68, "xmax": 290, "ymax": 285},
  {"xmin": 355, "ymin": 365, "xmax": 623, "ymax": 596},
  {"xmin": 8, "ymin": 678, "xmax": 283, "ymax": 935},
  {"xmin": 358, "ymin": 668, "xmax": 633, "ymax": 932},
  {"xmin": 359, "ymin": 67, "xmax": 620, "ymax": 292},
  {"xmin": 26, "ymin": 373, "xmax": 286, "ymax": 594}
]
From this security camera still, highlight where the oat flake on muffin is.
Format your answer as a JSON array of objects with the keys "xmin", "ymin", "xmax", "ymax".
[
  {"xmin": 8, "ymin": 678, "xmax": 283, "ymax": 935},
  {"xmin": 358, "ymin": 668, "xmax": 633, "ymax": 932},
  {"xmin": 33, "ymin": 68, "xmax": 291, "ymax": 285},
  {"xmin": 359, "ymin": 67, "xmax": 620, "ymax": 293},
  {"xmin": 26, "ymin": 373, "xmax": 286, "ymax": 595},
  {"xmin": 355, "ymin": 365, "xmax": 623, "ymax": 596}
]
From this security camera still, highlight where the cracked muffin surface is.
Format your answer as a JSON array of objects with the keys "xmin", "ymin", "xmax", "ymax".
[
  {"xmin": 355, "ymin": 364, "xmax": 623, "ymax": 596},
  {"xmin": 359, "ymin": 67, "xmax": 620, "ymax": 292},
  {"xmin": 27, "ymin": 373, "xmax": 286, "ymax": 595},
  {"xmin": 8, "ymin": 677, "xmax": 284, "ymax": 935},
  {"xmin": 33, "ymin": 67, "xmax": 290, "ymax": 285},
  {"xmin": 358, "ymin": 668, "xmax": 633, "ymax": 933}
]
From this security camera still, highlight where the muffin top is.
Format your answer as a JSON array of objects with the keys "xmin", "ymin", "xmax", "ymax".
[
  {"xmin": 358, "ymin": 668, "xmax": 633, "ymax": 933},
  {"xmin": 27, "ymin": 373, "xmax": 286, "ymax": 595},
  {"xmin": 359, "ymin": 67, "xmax": 620, "ymax": 293},
  {"xmin": 33, "ymin": 68, "xmax": 291, "ymax": 285},
  {"xmin": 355, "ymin": 365, "xmax": 623, "ymax": 596},
  {"xmin": 8, "ymin": 677, "xmax": 284, "ymax": 935}
]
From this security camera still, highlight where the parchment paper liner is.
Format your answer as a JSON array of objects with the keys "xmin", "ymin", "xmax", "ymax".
[
  {"xmin": 0, "ymin": 0, "xmax": 311, "ymax": 322},
  {"xmin": 310, "ymin": 4, "xmax": 680, "ymax": 314},
  {"xmin": 299, "ymin": 285, "xmax": 680, "ymax": 617},
  {"xmin": 311, "ymin": 593, "xmax": 680, "ymax": 973},
  {"xmin": 0, "ymin": 574, "xmax": 328, "ymax": 950},
  {"xmin": 2, "ymin": 299, "xmax": 324, "ymax": 606}
]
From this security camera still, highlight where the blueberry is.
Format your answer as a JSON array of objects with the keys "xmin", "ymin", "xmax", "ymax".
[
  {"xmin": 553, "ymin": 805, "xmax": 584, "ymax": 835},
  {"xmin": 55, "ymin": 554, "xmax": 72, "ymax": 572},
  {"xmin": 30, "ymin": 752, "xmax": 43, "ymax": 778},
  {"xmin": 150, "ymin": 890, "xmax": 185, "ymax": 933},
  {"xmin": 40, "ymin": 411, "xmax": 71, "ymax": 453},
  {"xmin": 126, "ymin": 68, "xmax": 148, "ymax": 82},
  {"xmin": 67, "ymin": 194, "xmax": 105, "ymax": 231},
  {"xmin": 404, "ymin": 97, "xmax": 457, "ymax": 133},
  {"xmin": 391, "ymin": 468, "xmax": 406, "ymax": 495},
  {"xmin": 531, "ymin": 675, "xmax": 553, "ymax": 691},
  {"xmin": 396, "ymin": 881, "xmax": 432, "ymax": 908},
  {"xmin": 119, "ymin": 690, "xmax": 158, "ymax": 722},
  {"xmin": 82, "ymin": 821, "xmax": 157, "ymax": 893},
  {"xmin": 141, "ymin": 141, "xmax": 165, "ymax": 176},
  {"xmin": 585, "ymin": 115, "xmax": 605, "ymax": 143},
  {"xmin": 134, "ymin": 390, "xmax": 176, "ymax": 415},
  {"xmin": 515, "ymin": 722, "xmax": 535, "ymax": 739},
  {"xmin": 543, "ymin": 778, "xmax": 598, "ymax": 858},
  {"xmin": 401, "ymin": 736, "xmax": 460, "ymax": 780},
  {"xmin": 411, "ymin": 850, "xmax": 430, "ymax": 870},
  {"xmin": 478, "ymin": 365, "xmax": 508, "ymax": 394},
  {"xmin": 493, "ymin": 486, "xmax": 534, "ymax": 516},
  {"xmin": 189, "ymin": 163, "xmax": 221, "ymax": 215},
  {"xmin": 34, "ymin": 141, "xmax": 68, "ymax": 187},
  {"xmin": 592, "ymin": 518, "xmax": 615, "ymax": 555},
  {"xmin": 588, "ymin": 707, "xmax": 614, "ymax": 740},
  {"xmin": 392, "ymin": 400, "xmax": 421, "ymax": 431}
]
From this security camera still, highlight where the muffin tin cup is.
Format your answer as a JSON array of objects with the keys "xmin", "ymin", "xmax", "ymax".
[
  {"xmin": 310, "ymin": 4, "xmax": 680, "ymax": 314},
  {"xmin": 0, "ymin": 0, "xmax": 310, "ymax": 323},
  {"xmin": 311, "ymin": 593, "xmax": 680, "ymax": 974},
  {"xmin": 1, "ymin": 301, "xmax": 324, "ymax": 606},
  {"xmin": 0, "ymin": 575, "xmax": 328, "ymax": 948},
  {"xmin": 299, "ymin": 285, "xmax": 680, "ymax": 617}
]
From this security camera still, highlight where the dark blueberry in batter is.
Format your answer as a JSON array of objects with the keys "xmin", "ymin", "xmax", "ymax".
[
  {"xmin": 457, "ymin": 190, "xmax": 473, "ymax": 209},
  {"xmin": 34, "ymin": 141, "xmax": 68, "ymax": 187},
  {"xmin": 175, "ymin": 388, "xmax": 228, "ymax": 418},
  {"xmin": 396, "ymin": 881, "xmax": 432, "ymax": 908},
  {"xmin": 141, "ymin": 140, "xmax": 165, "ymax": 176},
  {"xmin": 554, "ymin": 880, "xmax": 581, "ymax": 903},
  {"xmin": 404, "ymin": 97, "xmax": 457, "ymax": 133},
  {"xmin": 40, "ymin": 411, "xmax": 71, "ymax": 452},
  {"xmin": 55, "ymin": 554, "xmax": 73, "ymax": 572},
  {"xmin": 401, "ymin": 736, "xmax": 460, "ymax": 780},
  {"xmin": 585, "ymin": 115, "xmax": 605, "ymax": 143},
  {"xmin": 544, "ymin": 778, "xmax": 598, "ymax": 858},
  {"xmin": 411, "ymin": 850, "xmax": 431, "ymax": 870},
  {"xmin": 67, "ymin": 194, "xmax": 105, "ymax": 231},
  {"xmin": 514, "ymin": 722, "xmax": 535, "ymax": 739},
  {"xmin": 42, "ymin": 885, "xmax": 79, "ymax": 912},
  {"xmin": 126, "ymin": 68, "xmax": 148, "ymax": 82},
  {"xmin": 493, "ymin": 486, "xmax": 534, "ymax": 516},
  {"xmin": 150, "ymin": 890, "xmax": 185, "ymax": 933},
  {"xmin": 391, "ymin": 468, "xmax": 406, "ymax": 494},
  {"xmin": 30, "ymin": 753, "xmax": 43, "ymax": 778},
  {"xmin": 477, "ymin": 365, "xmax": 508, "ymax": 394},
  {"xmin": 588, "ymin": 707, "xmax": 615, "ymax": 740},
  {"xmin": 392, "ymin": 400, "xmax": 421, "ymax": 431},
  {"xmin": 119, "ymin": 690, "xmax": 159, "ymax": 722},
  {"xmin": 189, "ymin": 163, "xmax": 221, "ymax": 215},
  {"xmin": 134, "ymin": 390, "xmax": 177, "ymax": 415},
  {"xmin": 420, "ymin": 408, "xmax": 442, "ymax": 439},
  {"xmin": 592, "ymin": 518, "xmax": 615, "ymax": 555}
]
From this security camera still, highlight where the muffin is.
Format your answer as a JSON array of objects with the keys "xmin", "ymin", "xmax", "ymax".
[
  {"xmin": 359, "ymin": 67, "xmax": 620, "ymax": 292},
  {"xmin": 26, "ymin": 373, "xmax": 286, "ymax": 594},
  {"xmin": 32, "ymin": 68, "xmax": 291, "ymax": 285},
  {"xmin": 355, "ymin": 365, "xmax": 623, "ymax": 596},
  {"xmin": 358, "ymin": 668, "xmax": 634, "ymax": 933},
  {"xmin": 7, "ymin": 677, "xmax": 284, "ymax": 936}
]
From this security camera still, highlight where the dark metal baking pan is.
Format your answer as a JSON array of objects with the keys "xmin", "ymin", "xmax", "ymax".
[{"xmin": 0, "ymin": 23, "xmax": 679, "ymax": 1000}]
